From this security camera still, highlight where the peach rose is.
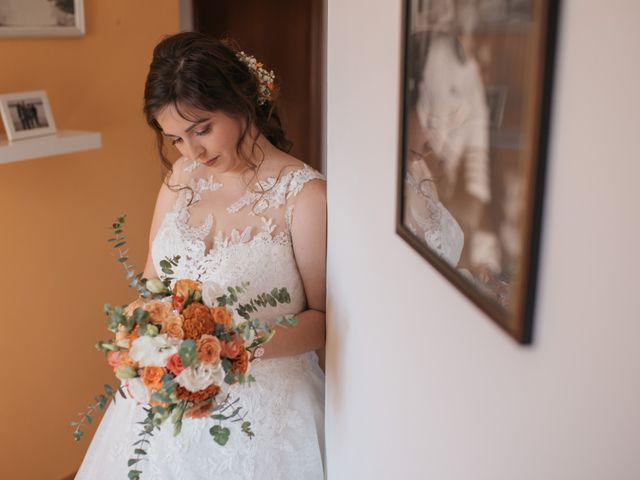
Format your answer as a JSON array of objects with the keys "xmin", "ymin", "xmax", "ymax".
[
  {"xmin": 142, "ymin": 366, "xmax": 165, "ymax": 391},
  {"xmin": 144, "ymin": 300, "xmax": 173, "ymax": 325},
  {"xmin": 173, "ymin": 279, "xmax": 202, "ymax": 298},
  {"xmin": 197, "ymin": 335, "xmax": 222, "ymax": 364},
  {"xmin": 165, "ymin": 353, "xmax": 185, "ymax": 376},
  {"xmin": 185, "ymin": 400, "xmax": 214, "ymax": 419},
  {"xmin": 107, "ymin": 351, "xmax": 122, "ymax": 370},
  {"xmin": 124, "ymin": 298, "xmax": 147, "ymax": 317},
  {"xmin": 221, "ymin": 335, "xmax": 245, "ymax": 360},
  {"xmin": 210, "ymin": 307, "xmax": 232, "ymax": 329},
  {"xmin": 162, "ymin": 315, "xmax": 185, "ymax": 339}
]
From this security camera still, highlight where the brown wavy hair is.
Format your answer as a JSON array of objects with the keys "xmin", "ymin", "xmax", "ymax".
[{"xmin": 143, "ymin": 31, "xmax": 292, "ymax": 185}]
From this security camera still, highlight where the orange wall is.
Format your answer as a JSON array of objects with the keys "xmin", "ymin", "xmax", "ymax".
[{"xmin": 0, "ymin": 2, "xmax": 178, "ymax": 479}]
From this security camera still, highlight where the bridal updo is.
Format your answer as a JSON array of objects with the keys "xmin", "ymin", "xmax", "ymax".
[{"xmin": 143, "ymin": 31, "xmax": 292, "ymax": 175}]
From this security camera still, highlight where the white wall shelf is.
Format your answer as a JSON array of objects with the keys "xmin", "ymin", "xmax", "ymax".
[{"xmin": 0, "ymin": 130, "xmax": 102, "ymax": 165}]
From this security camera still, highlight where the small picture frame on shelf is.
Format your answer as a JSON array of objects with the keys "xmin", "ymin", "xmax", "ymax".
[{"xmin": 0, "ymin": 90, "xmax": 57, "ymax": 141}]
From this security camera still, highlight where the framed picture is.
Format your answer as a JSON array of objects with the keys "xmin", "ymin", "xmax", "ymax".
[
  {"xmin": 396, "ymin": 0, "xmax": 560, "ymax": 344},
  {"xmin": 0, "ymin": 0, "xmax": 85, "ymax": 37},
  {"xmin": 0, "ymin": 90, "xmax": 57, "ymax": 141}
]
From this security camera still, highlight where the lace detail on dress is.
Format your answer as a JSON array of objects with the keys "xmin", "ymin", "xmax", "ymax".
[
  {"xmin": 189, "ymin": 174, "xmax": 223, "ymax": 202},
  {"xmin": 174, "ymin": 189, "xmax": 214, "ymax": 246},
  {"xmin": 227, "ymin": 164, "xmax": 325, "ymax": 215},
  {"xmin": 184, "ymin": 160, "xmax": 199, "ymax": 173}
]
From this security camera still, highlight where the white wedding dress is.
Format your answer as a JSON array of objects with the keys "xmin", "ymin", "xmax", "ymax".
[{"xmin": 76, "ymin": 160, "xmax": 326, "ymax": 480}]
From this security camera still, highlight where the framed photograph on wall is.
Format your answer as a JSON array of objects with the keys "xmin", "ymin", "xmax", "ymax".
[
  {"xmin": 396, "ymin": 0, "xmax": 560, "ymax": 344},
  {"xmin": 0, "ymin": 0, "xmax": 85, "ymax": 37},
  {"xmin": 0, "ymin": 90, "xmax": 57, "ymax": 141}
]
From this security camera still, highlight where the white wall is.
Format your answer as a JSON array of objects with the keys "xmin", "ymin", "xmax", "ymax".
[{"xmin": 325, "ymin": 1, "xmax": 640, "ymax": 479}]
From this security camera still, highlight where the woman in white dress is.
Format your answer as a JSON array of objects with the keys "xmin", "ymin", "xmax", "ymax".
[{"xmin": 76, "ymin": 32, "xmax": 326, "ymax": 479}]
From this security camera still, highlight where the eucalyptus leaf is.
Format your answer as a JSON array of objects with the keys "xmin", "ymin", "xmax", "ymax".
[{"xmin": 209, "ymin": 425, "xmax": 230, "ymax": 446}]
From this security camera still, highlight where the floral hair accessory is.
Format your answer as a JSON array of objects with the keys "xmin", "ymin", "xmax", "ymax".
[{"xmin": 235, "ymin": 50, "xmax": 276, "ymax": 106}]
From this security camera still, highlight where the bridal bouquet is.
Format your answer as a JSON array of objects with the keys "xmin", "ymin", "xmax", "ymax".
[{"xmin": 72, "ymin": 215, "xmax": 296, "ymax": 479}]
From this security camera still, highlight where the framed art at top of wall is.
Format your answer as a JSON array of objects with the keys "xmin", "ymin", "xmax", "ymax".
[
  {"xmin": 396, "ymin": 0, "xmax": 560, "ymax": 344},
  {"xmin": 0, "ymin": 0, "xmax": 85, "ymax": 37}
]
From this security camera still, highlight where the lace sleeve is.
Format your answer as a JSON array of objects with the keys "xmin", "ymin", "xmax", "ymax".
[{"xmin": 283, "ymin": 165, "xmax": 326, "ymax": 233}]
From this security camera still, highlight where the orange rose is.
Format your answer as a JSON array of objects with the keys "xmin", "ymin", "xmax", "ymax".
[
  {"xmin": 165, "ymin": 353, "xmax": 185, "ymax": 376},
  {"xmin": 172, "ymin": 294, "xmax": 186, "ymax": 312},
  {"xmin": 185, "ymin": 400, "xmax": 214, "ymax": 419},
  {"xmin": 210, "ymin": 307, "xmax": 232, "ymax": 329},
  {"xmin": 142, "ymin": 366, "xmax": 165, "ymax": 391},
  {"xmin": 162, "ymin": 315, "xmax": 185, "ymax": 339},
  {"xmin": 182, "ymin": 303, "xmax": 215, "ymax": 340},
  {"xmin": 232, "ymin": 350, "xmax": 249, "ymax": 375},
  {"xmin": 197, "ymin": 335, "xmax": 222, "ymax": 364},
  {"xmin": 173, "ymin": 279, "xmax": 202, "ymax": 298},
  {"xmin": 144, "ymin": 300, "xmax": 173, "ymax": 325},
  {"xmin": 221, "ymin": 335, "xmax": 245, "ymax": 360}
]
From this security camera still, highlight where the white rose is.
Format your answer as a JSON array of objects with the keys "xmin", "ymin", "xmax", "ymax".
[
  {"xmin": 129, "ymin": 334, "xmax": 179, "ymax": 367},
  {"xmin": 201, "ymin": 281, "xmax": 225, "ymax": 307},
  {"xmin": 176, "ymin": 363, "xmax": 225, "ymax": 392}
]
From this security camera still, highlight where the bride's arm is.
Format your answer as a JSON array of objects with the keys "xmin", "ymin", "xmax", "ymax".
[{"xmin": 260, "ymin": 178, "xmax": 327, "ymax": 359}]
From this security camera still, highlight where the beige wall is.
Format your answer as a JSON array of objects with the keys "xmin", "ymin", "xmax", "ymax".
[
  {"xmin": 326, "ymin": 0, "xmax": 640, "ymax": 479},
  {"xmin": 0, "ymin": 2, "xmax": 178, "ymax": 479}
]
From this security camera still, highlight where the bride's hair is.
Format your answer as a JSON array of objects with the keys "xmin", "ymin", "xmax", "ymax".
[{"xmin": 143, "ymin": 31, "xmax": 292, "ymax": 180}]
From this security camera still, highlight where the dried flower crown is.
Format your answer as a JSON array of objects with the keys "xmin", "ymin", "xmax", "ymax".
[{"xmin": 235, "ymin": 50, "xmax": 275, "ymax": 106}]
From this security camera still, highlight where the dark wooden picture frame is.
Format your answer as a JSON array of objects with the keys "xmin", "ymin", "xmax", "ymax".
[{"xmin": 396, "ymin": 0, "xmax": 560, "ymax": 344}]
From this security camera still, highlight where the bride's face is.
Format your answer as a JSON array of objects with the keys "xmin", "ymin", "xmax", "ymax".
[{"xmin": 155, "ymin": 104, "xmax": 247, "ymax": 174}]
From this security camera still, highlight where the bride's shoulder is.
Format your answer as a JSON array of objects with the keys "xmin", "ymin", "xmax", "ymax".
[{"xmin": 264, "ymin": 153, "xmax": 325, "ymax": 188}]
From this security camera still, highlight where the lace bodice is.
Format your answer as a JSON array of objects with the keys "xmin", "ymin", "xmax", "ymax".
[{"xmin": 152, "ymin": 159, "xmax": 325, "ymax": 321}]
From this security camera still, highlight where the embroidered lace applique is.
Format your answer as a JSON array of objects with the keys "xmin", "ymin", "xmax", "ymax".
[{"xmin": 227, "ymin": 164, "xmax": 325, "ymax": 215}]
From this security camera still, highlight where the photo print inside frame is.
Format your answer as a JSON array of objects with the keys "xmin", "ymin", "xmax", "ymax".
[
  {"xmin": 0, "ymin": 90, "xmax": 57, "ymax": 141},
  {"xmin": 396, "ymin": 0, "xmax": 560, "ymax": 344}
]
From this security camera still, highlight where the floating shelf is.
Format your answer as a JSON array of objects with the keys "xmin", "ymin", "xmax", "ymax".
[{"xmin": 0, "ymin": 130, "xmax": 102, "ymax": 165}]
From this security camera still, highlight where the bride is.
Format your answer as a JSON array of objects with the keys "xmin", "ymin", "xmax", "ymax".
[{"xmin": 76, "ymin": 32, "xmax": 326, "ymax": 479}]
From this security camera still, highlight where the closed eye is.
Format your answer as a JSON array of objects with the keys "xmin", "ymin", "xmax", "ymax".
[{"xmin": 194, "ymin": 124, "xmax": 211, "ymax": 136}]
